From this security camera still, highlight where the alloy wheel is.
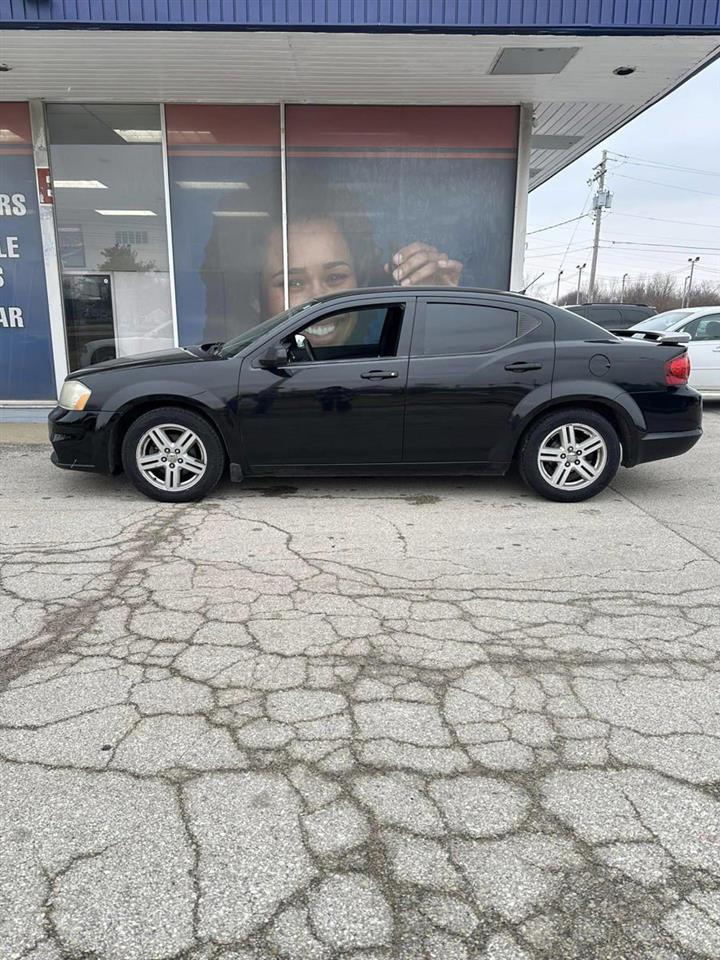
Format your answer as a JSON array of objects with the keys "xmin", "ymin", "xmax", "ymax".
[
  {"xmin": 136, "ymin": 423, "xmax": 208, "ymax": 492},
  {"xmin": 537, "ymin": 422, "xmax": 608, "ymax": 490}
]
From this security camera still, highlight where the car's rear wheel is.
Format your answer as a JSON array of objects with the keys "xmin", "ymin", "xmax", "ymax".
[
  {"xmin": 121, "ymin": 406, "xmax": 225, "ymax": 502},
  {"xmin": 518, "ymin": 408, "xmax": 620, "ymax": 502}
]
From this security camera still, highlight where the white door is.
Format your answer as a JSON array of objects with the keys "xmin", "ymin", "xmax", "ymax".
[{"xmin": 683, "ymin": 314, "xmax": 720, "ymax": 393}]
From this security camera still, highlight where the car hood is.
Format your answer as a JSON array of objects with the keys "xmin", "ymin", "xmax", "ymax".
[{"xmin": 70, "ymin": 345, "xmax": 213, "ymax": 379}]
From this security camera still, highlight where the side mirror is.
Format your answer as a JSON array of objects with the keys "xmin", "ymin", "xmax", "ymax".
[{"xmin": 258, "ymin": 343, "xmax": 289, "ymax": 369}]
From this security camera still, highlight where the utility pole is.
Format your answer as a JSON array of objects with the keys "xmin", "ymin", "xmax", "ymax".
[
  {"xmin": 576, "ymin": 262, "xmax": 587, "ymax": 302},
  {"xmin": 587, "ymin": 150, "xmax": 612, "ymax": 302},
  {"xmin": 620, "ymin": 273, "xmax": 629, "ymax": 303},
  {"xmin": 685, "ymin": 256, "xmax": 700, "ymax": 306},
  {"xmin": 556, "ymin": 269, "xmax": 564, "ymax": 304},
  {"xmin": 682, "ymin": 275, "xmax": 690, "ymax": 306}
]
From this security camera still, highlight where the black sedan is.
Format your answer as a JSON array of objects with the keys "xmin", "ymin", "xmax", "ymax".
[{"xmin": 49, "ymin": 287, "xmax": 702, "ymax": 503}]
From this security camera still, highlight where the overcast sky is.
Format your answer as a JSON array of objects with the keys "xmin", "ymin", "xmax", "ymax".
[{"xmin": 525, "ymin": 56, "xmax": 720, "ymax": 303}]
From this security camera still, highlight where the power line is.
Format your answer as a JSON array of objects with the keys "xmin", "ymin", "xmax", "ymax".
[
  {"xmin": 525, "ymin": 245, "xmax": 593, "ymax": 259},
  {"xmin": 604, "ymin": 240, "xmax": 720, "ymax": 252},
  {"xmin": 611, "ymin": 173, "xmax": 720, "ymax": 199},
  {"xmin": 526, "ymin": 214, "xmax": 590, "ymax": 236},
  {"xmin": 558, "ymin": 186, "xmax": 594, "ymax": 273},
  {"xmin": 607, "ymin": 152, "xmax": 720, "ymax": 179},
  {"xmin": 612, "ymin": 213, "xmax": 720, "ymax": 230}
]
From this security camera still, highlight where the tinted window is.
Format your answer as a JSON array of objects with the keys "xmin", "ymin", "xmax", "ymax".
[
  {"xmin": 415, "ymin": 302, "xmax": 518, "ymax": 357},
  {"xmin": 693, "ymin": 315, "xmax": 720, "ymax": 341},
  {"xmin": 589, "ymin": 307, "xmax": 621, "ymax": 325},
  {"xmin": 290, "ymin": 303, "xmax": 404, "ymax": 362}
]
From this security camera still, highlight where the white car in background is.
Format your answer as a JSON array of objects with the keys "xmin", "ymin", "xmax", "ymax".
[{"xmin": 630, "ymin": 306, "xmax": 720, "ymax": 398}]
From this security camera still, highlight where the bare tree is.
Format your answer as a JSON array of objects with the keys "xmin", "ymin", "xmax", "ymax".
[{"xmin": 557, "ymin": 272, "xmax": 720, "ymax": 312}]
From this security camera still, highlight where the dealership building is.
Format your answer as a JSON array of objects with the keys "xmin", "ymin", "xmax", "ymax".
[{"xmin": 1, "ymin": 0, "xmax": 719, "ymax": 408}]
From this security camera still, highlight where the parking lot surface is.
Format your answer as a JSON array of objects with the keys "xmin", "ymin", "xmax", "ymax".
[{"xmin": 1, "ymin": 406, "xmax": 720, "ymax": 960}]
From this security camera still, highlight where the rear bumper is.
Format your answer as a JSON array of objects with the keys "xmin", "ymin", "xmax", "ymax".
[{"xmin": 634, "ymin": 428, "xmax": 702, "ymax": 466}]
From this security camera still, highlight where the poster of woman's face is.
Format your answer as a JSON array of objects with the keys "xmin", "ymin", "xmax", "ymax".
[{"xmin": 166, "ymin": 105, "xmax": 519, "ymax": 345}]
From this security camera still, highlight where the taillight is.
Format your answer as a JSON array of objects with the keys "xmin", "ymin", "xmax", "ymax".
[{"xmin": 665, "ymin": 353, "xmax": 691, "ymax": 386}]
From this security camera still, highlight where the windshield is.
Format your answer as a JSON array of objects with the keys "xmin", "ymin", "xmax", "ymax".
[
  {"xmin": 217, "ymin": 300, "xmax": 319, "ymax": 359},
  {"xmin": 631, "ymin": 310, "xmax": 692, "ymax": 332}
]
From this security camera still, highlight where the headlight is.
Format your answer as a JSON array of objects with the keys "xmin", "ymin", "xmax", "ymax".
[{"xmin": 58, "ymin": 380, "xmax": 92, "ymax": 411}]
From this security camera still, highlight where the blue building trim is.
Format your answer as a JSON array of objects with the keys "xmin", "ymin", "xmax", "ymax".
[{"xmin": 1, "ymin": 0, "xmax": 719, "ymax": 33}]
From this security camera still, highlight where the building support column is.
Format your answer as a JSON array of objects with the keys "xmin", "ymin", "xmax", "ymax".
[
  {"xmin": 509, "ymin": 103, "xmax": 533, "ymax": 293},
  {"xmin": 28, "ymin": 99, "xmax": 67, "ymax": 395}
]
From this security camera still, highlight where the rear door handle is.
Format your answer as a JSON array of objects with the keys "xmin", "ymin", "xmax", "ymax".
[
  {"xmin": 504, "ymin": 361, "xmax": 543, "ymax": 372},
  {"xmin": 360, "ymin": 369, "xmax": 399, "ymax": 380}
]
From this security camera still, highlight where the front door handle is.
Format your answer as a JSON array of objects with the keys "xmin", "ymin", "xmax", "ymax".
[
  {"xmin": 504, "ymin": 361, "xmax": 543, "ymax": 372},
  {"xmin": 361, "ymin": 369, "xmax": 399, "ymax": 380}
]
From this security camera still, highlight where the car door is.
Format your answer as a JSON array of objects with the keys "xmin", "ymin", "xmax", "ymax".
[
  {"xmin": 238, "ymin": 297, "xmax": 413, "ymax": 469},
  {"xmin": 683, "ymin": 314, "xmax": 720, "ymax": 392},
  {"xmin": 403, "ymin": 296, "xmax": 555, "ymax": 467}
]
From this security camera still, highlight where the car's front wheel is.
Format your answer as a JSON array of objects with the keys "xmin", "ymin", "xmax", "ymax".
[
  {"xmin": 121, "ymin": 406, "xmax": 225, "ymax": 502},
  {"xmin": 518, "ymin": 408, "xmax": 620, "ymax": 502}
]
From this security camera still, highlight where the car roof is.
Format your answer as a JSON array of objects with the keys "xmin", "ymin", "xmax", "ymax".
[
  {"xmin": 571, "ymin": 302, "xmax": 652, "ymax": 308},
  {"xmin": 679, "ymin": 305, "xmax": 720, "ymax": 315},
  {"xmin": 307, "ymin": 286, "xmax": 558, "ymax": 311}
]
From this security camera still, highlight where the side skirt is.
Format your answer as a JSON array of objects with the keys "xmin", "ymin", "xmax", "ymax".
[{"xmin": 244, "ymin": 461, "xmax": 510, "ymax": 478}]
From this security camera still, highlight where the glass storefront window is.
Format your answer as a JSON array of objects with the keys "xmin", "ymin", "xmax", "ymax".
[
  {"xmin": 0, "ymin": 102, "xmax": 56, "ymax": 399},
  {"xmin": 46, "ymin": 104, "xmax": 174, "ymax": 370},
  {"xmin": 41, "ymin": 103, "xmax": 519, "ymax": 366},
  {"xmin": 165, "ymin": 105, "xmax": 282, "ymax": 346},
  {"xmin": 164, "ymin": 104, "xmax": 517, "ymax": 345},
  {"xmin": 284, "ymin": 106, "xmax": 518, "ymax": 313}
]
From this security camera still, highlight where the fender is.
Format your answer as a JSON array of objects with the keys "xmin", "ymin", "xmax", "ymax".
[
  {"xmin": 97, "ymin": 380, "xmax": 243, "ymax": 471},
  {"xmin": 508, "ymin": 379, "xmax": 646, "ymax": 463}
]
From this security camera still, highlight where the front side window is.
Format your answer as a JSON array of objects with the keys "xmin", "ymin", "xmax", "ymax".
[
  {"xmin": 288, "ymin": 303, "xmax": 404, "ymax": 363},
  {"xmin": 414, "ymin": 302, "xmax": 518, "ymax": 357},
  {"xmin": 691, "ymin": 315, "xmax": 720, "ymax": 341}
]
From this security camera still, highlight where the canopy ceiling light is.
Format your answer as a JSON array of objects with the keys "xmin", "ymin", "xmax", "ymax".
[{"xmin": 490, "ymin": 47, "xmax": 579, "ymax": 75}]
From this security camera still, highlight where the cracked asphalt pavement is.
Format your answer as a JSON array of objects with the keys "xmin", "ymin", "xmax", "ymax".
[{"xmin": 1, "ymin": 406, "xmax": 720, "ymax": 960}]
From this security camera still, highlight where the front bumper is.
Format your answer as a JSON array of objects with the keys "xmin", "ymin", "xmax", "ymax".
[
  {"xmin": 634, "ymin": 427, "xmax": 702, "ymax": 466},
  {"xmin": 48, "ymin": 407, "xmax": 108, "ymax": 473}
]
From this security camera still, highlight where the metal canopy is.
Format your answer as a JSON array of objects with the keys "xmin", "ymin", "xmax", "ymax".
[{"xmin": 0, "ymin": 28, "xmax": 718, "ymax": 189}]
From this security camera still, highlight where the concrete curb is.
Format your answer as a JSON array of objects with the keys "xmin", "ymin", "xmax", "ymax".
[{"xmin": 0, "ymin": 423, "xmax": 48, "ymax": 445}]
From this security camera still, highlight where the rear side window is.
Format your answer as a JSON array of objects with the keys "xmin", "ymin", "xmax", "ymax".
[
  {"xmin": 589, "ymin": 306, "xmax": 621, "ymax": 325},
  {"xmin": 414, "ymin": 302, "xmax": 518, "ymax": 357}
]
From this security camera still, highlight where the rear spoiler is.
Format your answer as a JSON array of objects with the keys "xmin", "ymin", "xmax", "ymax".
[{"xmin": 610, "ymin": 329, "xmax": 691, "ymax": 346}]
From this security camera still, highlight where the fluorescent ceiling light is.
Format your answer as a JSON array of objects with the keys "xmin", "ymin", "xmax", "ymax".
[
  {"xmin": 114, "ymin": 129, "xmax": 162, "ymax": 143},
  {"xmin": 0, "ymin": 128, "xmax": 23, "ymax": 143},
  {"xmin": 95, "ymin": 209, "xmax": 157, "ymax": 216},
  {"xmin": 212, "ymin": 211, "xmax": 269, "ymax": 218},
  {"xmin": 54, "ymin": 179, "xmax": 108, "ymax": 189},
  {"xmin": 177, "ymin": 181, "xmax": 249, "ymax": 190}
]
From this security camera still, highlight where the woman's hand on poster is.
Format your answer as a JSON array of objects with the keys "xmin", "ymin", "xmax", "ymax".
[{"xmin": 385, "ymin": 241, "xmax": 463, "ymax": 287}]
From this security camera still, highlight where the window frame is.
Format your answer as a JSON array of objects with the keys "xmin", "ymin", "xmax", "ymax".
[
  {"xmin": 411, "ymin": 297, "xmax": 522, "ymax": 359},
  {"xmin": 248, "ymin": 294, "xmax": 416, "ymax": 369}
]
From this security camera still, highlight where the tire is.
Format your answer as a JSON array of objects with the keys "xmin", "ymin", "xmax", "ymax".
[
  {"xmin": 518, "ymin": 407, "xmax": 620, "ymax": 503},
  {"xmin": 121, "ymin": 406, "xmax": 225, "ymax": 503}
]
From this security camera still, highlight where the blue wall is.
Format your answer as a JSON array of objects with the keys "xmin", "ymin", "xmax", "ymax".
[{"xmin": 2, "ymin": 0, "xmax": 719, "ymax": 32}]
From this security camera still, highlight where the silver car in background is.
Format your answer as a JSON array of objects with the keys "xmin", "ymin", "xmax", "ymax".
[{"xmin": 631, "ymin": 306, "xmax": 720, "ymax": 398}]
